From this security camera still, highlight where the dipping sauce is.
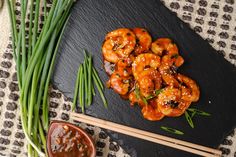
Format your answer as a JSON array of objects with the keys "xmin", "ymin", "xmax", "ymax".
[{"xmin": 47, "ymin": 121, "xmax": 96, "ymax": 157}]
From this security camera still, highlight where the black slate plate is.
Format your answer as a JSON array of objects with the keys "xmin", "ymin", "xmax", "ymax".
[{"xmin": 52, "ymin": 0, "xmax": 236, "ymax": 156}]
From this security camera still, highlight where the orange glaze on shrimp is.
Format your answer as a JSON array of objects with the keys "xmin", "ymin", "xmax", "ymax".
[
  {"xmin": 157, "ymin": 87, "xmax": 191, "ymax": 117},
  {"xmin": 161, "ymin": 54, "xmax": 184, "ymax": 68},
  {"xmin": 102, "ymin": 28, "xmax": 200, "ymax": 121},
  {"xmin": 141, "ymin": 100, "xmax": 164, "ymax": 121},
  {"xmin": 102, "ymin": 28, "xmax": 136, "ymax": 63},
  {"xmin": 132, "ymin": 53, "xmax": 161, "ymax": 79},
  {"xmin": 159, "ymin": 64, "xmax": 179, "ymax": 87},
  {"xmin": 132, "ymin": 28, "xmax": 152, "ymax": 55},
  {"xmin": 107, "ymin": 72, "xmax": 133, "ymax": 95},
  {"xmin": 177, "ymin": 74, "xmax": 200, "ymax": 102},
  {"xmin": 137, "ymin": 68, "xmax": 162, "ymax": 98},
  {"xmin": 116, "ymin": 56, "xmax": 134, "ymax": 77},
  {"xmin": 151, "ymin": 38, "xmax": 178, "ymax": 56},
  {"xmin": 129, "ymin": 91, "xmax": 146, "ymax": 108}
]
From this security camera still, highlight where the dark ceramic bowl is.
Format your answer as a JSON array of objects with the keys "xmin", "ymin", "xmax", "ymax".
[{"xmin": 47, "ymin": 121, "xmax": 96, "ymax": 157}]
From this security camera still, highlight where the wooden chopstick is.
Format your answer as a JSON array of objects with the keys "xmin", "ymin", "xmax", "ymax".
[{"xmin": 70, "ymin": 112, "xmax": 222, "ymax": 157}]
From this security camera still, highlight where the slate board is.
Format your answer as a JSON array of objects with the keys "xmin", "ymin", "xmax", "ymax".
[{"xmin": 52, "ymin": 0, "xmax": 236, "ymax": 156}]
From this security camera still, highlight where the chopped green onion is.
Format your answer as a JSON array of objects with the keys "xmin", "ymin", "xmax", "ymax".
[
  {"xmin": 160, "ymin": 126, "xmax": 184, "ymax": 135},
  {"xmin": 146, "ymin": 88, "xmax": 163, "ymax": 100},
  {"xmin": 134, "ymin": 87, "xmax": 140, "ymax": 99},
  {"xmin": 187, "ymin": 108, "xmax": 211, "ymax": 116},
  {"xmin": 190, "ymin": 111, "xmax": 196, "ymax": 118},
  {"xmin": 185, "ymin": 111, "xmax": 194, "ymax": 128},
  {"xmin": 142, "ymin": 97, "xmax": 148, "ymax": 105}
]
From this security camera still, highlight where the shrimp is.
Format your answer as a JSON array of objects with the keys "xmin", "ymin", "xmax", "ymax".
[
  {"xmin": 161, "ymin": 54, "xmax": 184, "ymax": 68},
  {"xmin": 151, "ymin": 38, "xmax": 178, "ymax": 56},
  {"xmin": 141, "ymin": 100, "xmax": 165, "ymax": 121},
  {"xmin": 137, "ymin": 68, "xmax": 162, "ymax": 98},
  {"xmin": 116, "ymin": 56, "xmax": 134, "ymax": 77},
  {"xmin": 129, "ymin": 91, "xmax": 146, "ymax": 108},
  {"xmin": 176, "ymin": 74, "xmax": 200, "ymax": 102},
  {"xmin": 157, "ymin": 87, "xmax": 191, "ymax": 117},
  {"xmin": 159, "ymin": 64, "xmax": 179, "ymax": 87},
  {"xmin": 102, "ymin": 28, "xmax": 136, "ymax": 63},
  {"xmin": 132, "ymin": 53, "xmax": 161, "ymax": 79},
  {"xmin": 132, "ymin": 28, "xmax": 152, "ymax": 55},
  {"xmin": 107, "ymin": 72, "xmax": 133, "ymax": 95}
]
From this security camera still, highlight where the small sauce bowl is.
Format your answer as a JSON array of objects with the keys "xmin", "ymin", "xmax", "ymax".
[{"xmin": 47, "ymin": 121, "xmax": 96, "ymax": 157}]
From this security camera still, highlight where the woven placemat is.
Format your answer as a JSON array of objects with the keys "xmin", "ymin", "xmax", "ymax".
[{"xmin": 0, "ymin": 0, "xmax": 235, "ymax": 157}]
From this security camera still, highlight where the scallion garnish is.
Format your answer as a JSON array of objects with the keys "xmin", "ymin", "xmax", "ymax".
[
  {"xmin": 184, "ymin": 111, "xmax": 194, "ymax": 128},
  {"xmin": 146, "ymin": 88, "xmax": 164, "ymax": 100},
  {"xmin": 135, "ymin": 87, "xmax": 140, "ymax": 99},
  {"xmin": 187, "ymin": 108, "xmax": 211, "ymax": 116},
  {"xmin": 160, "ymin": 126, "xmax": 184, "ymax": 135}
]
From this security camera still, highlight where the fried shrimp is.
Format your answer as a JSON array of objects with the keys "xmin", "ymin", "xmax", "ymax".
[
  {"xmin": 151, "ymin": 38, "xmax": 178, "ymax": 56},
  {"xmin": 132, "ymin": 28, "xmax": 152, "ymax": 54},
  {"xmin": 102, "ymin": 28, "xmax": 200, "ymax": 121},
  {"xmin": 141, "ymin": 100, "xmax": 164, "ymax": 121},
  {"xmin": 116, "ymin": 57, "xmax": 134, "ymax": 77},
  {"xmin": 157, "ymin": 87, "xmax": 191, "ymax": 117},
  {"xmin": 102, "ymin": 28, "xmax": 136, "ymax": 63},
  {"xmin": 161, "ymin": 54, "xmax": 184, "ymax": 68},
  {"xmin": 132, "ymin": 53, "xmax": 161, "ymax": 79},
  {"xmin": 159, "ymin": 64, "xmax": 179, "ymax": 87},
  {"xmin": 177, "ymin": 74, "xmax": 200, "ymax": 102},
  {"xmin": 107, "ymin": 72, "xmax": 133, "ymax": 95},
  {"xmin": 137, "ymin": 68, "xmax": 162, "ymax": 98},
  {"xmin": 129, "ymin": 91, "xmax": 146, "ymax": 107}
]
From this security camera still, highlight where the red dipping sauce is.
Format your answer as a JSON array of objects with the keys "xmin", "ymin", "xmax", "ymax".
[{"xmin": 47, "ymin": 121, "xmax": 96, "ymax": 157}]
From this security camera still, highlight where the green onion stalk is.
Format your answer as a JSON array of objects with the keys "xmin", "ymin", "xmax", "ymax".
[{"xmin": 7, "ymin": 0, "xmax": 75, "ymax": 156}]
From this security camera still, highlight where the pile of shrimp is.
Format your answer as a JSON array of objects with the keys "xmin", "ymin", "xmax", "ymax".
[{"xmin": 102, "ymin": 28, "xmax": 200, "ymax": 121}]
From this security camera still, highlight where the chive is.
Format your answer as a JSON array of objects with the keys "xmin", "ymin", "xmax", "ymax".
[
  {"xmin": 160, "ymin": 126, "xmax": 184, "ymax": 135},
  {"xmin": 185, "ymin": 111, "xmax": 194, "ymax": 128},
  {"xmin": 87, "ymin": 55, "xmax": 93, "ymax": 105},
  {"xmin": 142, "ymin": 97, "xmax": 148, "ymax": 105},
  {"xmin": 28, "ymin": 0, "xmax": 34, "ymax": 61},
  {"xmin": 191, "ymin": 111, "xmax": 196, "ymax": 118},
  {"xmin": 92, "ymin": 67, "xmax": 104, "ymax": 90},
  {"xmin": 38, "ymin": 121, "xmax": 46, "ymax": 152},
  {"xmin": 72, "ymin": 64, "xmax": 81, "ymax": 111},
  {"xmin": 187, "ymin": 108, "xmax": 211, "ymax": 116},
  {"xmin": 146, "ymin": 88, "xmax": 163, "ymax": 100},
  {"xmin": 20, "ymin": 0, "xmax": 27, "ymax": 81},
  {"xmin": 134, "ymin": 87, "xmax": 140, "ymax": 99},
  {"xmin": 79, "ymin": 65, "xmax": 85, "ymax": 113},
  {"xmin": 83, "ymin": 57, "xmax": 88, "ymax": 106},
  {"xmin": 93, "ymin": 73, "xmax": 108, "ymax": 108}
]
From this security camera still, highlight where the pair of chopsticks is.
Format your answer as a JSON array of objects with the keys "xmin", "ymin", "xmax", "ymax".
[{"xmin": 70, "ymin": 112, "xmax": 222, "ymax": 157}]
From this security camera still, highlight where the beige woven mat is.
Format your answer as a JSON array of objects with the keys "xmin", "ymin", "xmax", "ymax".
[{"xmin": 0, "ymin": 0, "xmax": 236, "ymax": 157}]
